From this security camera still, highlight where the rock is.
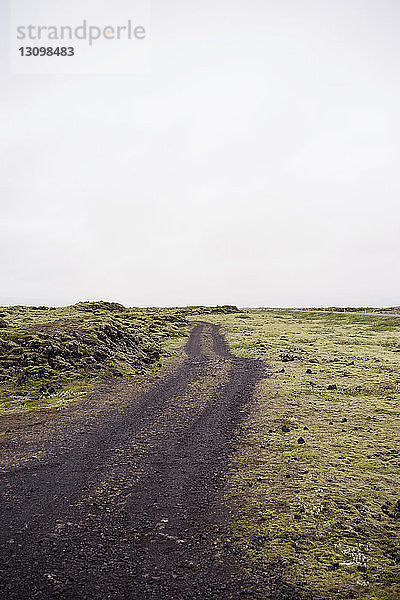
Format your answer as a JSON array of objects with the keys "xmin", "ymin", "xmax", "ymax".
[
  {"xmin": 306, "ymin": 369, "xmax": 312, "ymax": 374},
  {"xmin": 357, "ymin": 565, "xmax": 367, "ymax": 572},
  {"xmin": 294, "ymin": 514, "xmax": 301, "ymax": 520},
  {"xmin": 327, "ymin": 384, "xmax": 337, "ymax": 390},
  {"xmin": 15, "ymin": 371, "xmax": 28, "ymax": 385},
  {"xmin": 355, "ymin": 503, "xmax": 368, "ymax": 515},
  {"xmin": 280, "ymin": 353, "xmax": 295, "ymax": 362},
  {"xmin": 297, "ymin": 437, "xmax": 305, "ymax": 444},
  {"xmin": 341, "ymin": 418, "xmax": 348, "ymax": 423},
  {"xmin": 392, "ymin": 500, "xmax": 400, "ymax": 518},
  {"xmin": 278, "ymin": 368, "xmax": 285, "ymax": 373},
  {"xmin": 281, "ymin": 425, "xmax": 290, "ymax": 433},
  {"xmin": 329, "ymin": 421, "xmax": 333, "ymax": 425},
  {"xmin": 39, "ymin": 383, "xmax": 56, "ymax": 395}
]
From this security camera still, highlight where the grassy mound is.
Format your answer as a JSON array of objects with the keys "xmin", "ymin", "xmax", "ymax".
[
  {"xmin": 0, "ymin": 302, "xmax": 189, "ymax": 413},
  {"xmin": 181, "ymin": 305, "xmax": 240, "ymax": 315}
]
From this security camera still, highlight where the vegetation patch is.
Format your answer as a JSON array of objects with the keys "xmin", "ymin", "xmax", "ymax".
[
  {"xmin": 0, "ymin": 301, "xmax": 195, "ymax": 414},
  {"xmin": 200, "ymin": 310, "xmax": 400, "ymax": 600}
]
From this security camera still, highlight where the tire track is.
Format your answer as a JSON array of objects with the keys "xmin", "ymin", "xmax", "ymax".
[{"xmin": 0, "ymin": 323, "xmax": 266, "ymax": 599}]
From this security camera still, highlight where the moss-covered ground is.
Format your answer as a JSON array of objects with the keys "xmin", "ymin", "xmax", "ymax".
[
  {"xmin": 197, "ymin": 310, "xmax": 400, "ymax": 600},
  {"xmin": 0, "ymin": 301, "xmax": 190, "ymax": 414}
]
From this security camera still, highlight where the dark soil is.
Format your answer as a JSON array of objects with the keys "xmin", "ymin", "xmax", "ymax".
[{"xmin": 0, "ymin": 323, "xmax": 301, "ymax": 600}]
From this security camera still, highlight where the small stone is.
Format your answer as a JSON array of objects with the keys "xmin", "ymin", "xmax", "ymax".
[
  {"xmin": 297, "ymin": 437, "xmax": 305, "ymax": 444},
  {"xmin": 294, "ymin": 514, "xmax": 301, "ymax": 520},
  {"xmin": 306, "ymin": 369, "xmax": 312, "ymax": 374},
  {"xmin": 341, "ymin": 418, "xmax": 348, "ymax": 423},
  {"xmin": 281, "ymin": 425, "xmax": 290, "ymax": 433},
  {"xmin": 280, "ymin": 353, "xmax": 295, "ymax": 363},
  {"xmin": 329, "ymin": 421, "xmax": 333, "ymax": 425},
  {"xmin": 39, "ymin": 383, "xmax": 56, "ymax": 395},
  {"xmin": 327, "ymin": 384, "xmax": 337, "ymax": 390}
]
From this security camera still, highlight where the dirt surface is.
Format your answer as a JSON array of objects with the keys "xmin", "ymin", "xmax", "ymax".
[{"xmin": 0, "ymin": 323, "xmax": 298, "ymax": 600}]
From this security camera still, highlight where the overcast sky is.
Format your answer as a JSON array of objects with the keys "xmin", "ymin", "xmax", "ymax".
[{"xmin": 1, "ymin": 0, "xmax": 400, "ymax": 307}]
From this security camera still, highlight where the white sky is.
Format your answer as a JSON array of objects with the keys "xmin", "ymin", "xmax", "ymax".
[{"xmin": 1, "ymin": 0, "xmax": 400, "ymax": 307}]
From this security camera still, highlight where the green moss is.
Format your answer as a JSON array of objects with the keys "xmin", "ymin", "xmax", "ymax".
[
  {"xmin": 200, "ymin": 310, "xmax": 400, "ymax": 600},
  {"xmin": 0, "ymin": 302, "xmax": 194, "ymax": 414}
]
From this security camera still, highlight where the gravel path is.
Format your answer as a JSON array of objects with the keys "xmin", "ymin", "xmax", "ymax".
[{"xmin": 0, "ymin": 323, "xmax": 297, "ymax": 600}]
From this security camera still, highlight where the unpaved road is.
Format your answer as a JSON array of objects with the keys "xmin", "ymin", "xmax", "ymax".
[{"xmin": 0, "ymin": 323, "xmax": 297, "ymax": 599}]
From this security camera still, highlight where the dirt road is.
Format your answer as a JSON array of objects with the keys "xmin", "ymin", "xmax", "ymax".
[{"xmin": 0, "ymin": 323, "xmax": 290, "ymax": 599}]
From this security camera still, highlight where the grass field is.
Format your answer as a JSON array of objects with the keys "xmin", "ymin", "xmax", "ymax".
[{"xmin": 199, "ymin": 310, "xmax": 400, "ymax": 600}]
